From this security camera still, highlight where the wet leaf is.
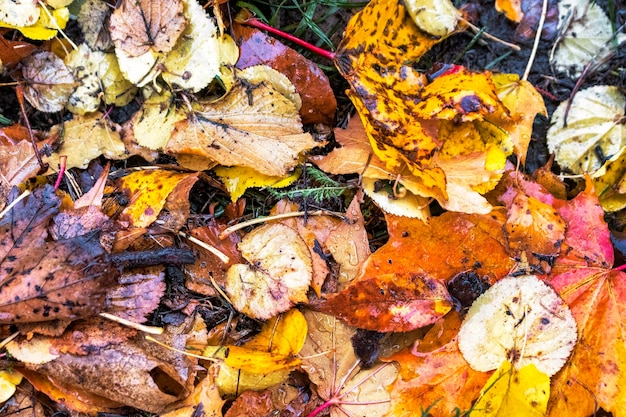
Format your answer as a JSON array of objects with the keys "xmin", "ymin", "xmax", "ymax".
[
  {"xmin": 161, "ymin": 371, "xmax": 224, "ymax": 417},
  {"xmin": 114, "ymin": 170, "xmax": 199, "ymax": 228},
  {"xmin": 551, "ymin": 0, "xmax": 626, "ymax": 78},
  {"xmin": 386, "ymin": 311, "xmax": 490, "ymax": 416},
  {"xmin": 0, "ymin": 36, "xmax": 36, "ymax": 68},
  {"xmin": 0, "ymin": 370, "xmax": 22, "ymax": 403},
  {"xmin": 0, "ymin": 4, "xmax": 70, "ymax": 41},
  {"xmin": 473, "ymin": 361, "xmax": 550, "ymax": 417},
  {"xmin": 21, "ymin": 50, "xmax": 75, "ymax": 113},
  {"xmin": 0, "ymin": 185, "xmax": 118, "ymax": 323},
  {"xmin": 225, "ymin": 223, "xmax": 312, "ymax": 319},
  {"xmin": 547, "ymin": 85, "xmax": 625, "ymax": 175},
  {"xmin": 77, "ymin": 0, "xmax": 113, "ymax": 51},
  {"xmin": 214, "ymin": 165, "xmax": 300, "ymax": 202},
  {"xmin": 299, "ymin": 310, "xmax": 398, "ymax": 417},
  {"xmin": 458, "ymin": 275, "xmax": 577, "ymax": 376},
  {"xmin": 495, "ymin": 0, "xmax": 523, "ymax": 22},
  {"xmin": 167, "ymin": 81, "xmax": 321, "ymax": 177},
  {"xmin": 320, "ymin": 211, "xmax": 514, "ymax": 332},
  {"xmin": 44, "ymin": 113, "xmax": 127, "ymax": 170},
  {"xmin": 234, "ymin": 24, "xmax": 336, "ymax": 125}
]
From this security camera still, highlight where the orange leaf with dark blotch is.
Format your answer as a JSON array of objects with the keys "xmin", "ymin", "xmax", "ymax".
[
  {"xmin": 115, "ymin": 170, "xmax": 199, "ymax": 228},
  {"xmin": 49, "ymin": 318, "xmax": 137, "ymax": 356},
  {"xmin": 384, "ymin": 311, "xmax": 490, "ymax": 416},
  {"xmin": 319, "ymin": 211, "xmax": 514, "ymax": 332},
  {"xmin": 234, "ymin": 23, "xmax": 337, "ymax": 125},
  {"xmin": 505, "ymin": 192, "xmax": 565, "ymax": 272},
  {"xmin": 319, "ymin": 270, "xmax": 451, "ymax": 332}
]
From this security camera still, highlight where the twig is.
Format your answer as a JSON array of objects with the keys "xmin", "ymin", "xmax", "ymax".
[
  {"xmin": 16, "ymin": 85, "xmax": 46, "ymax": 172},
  {"xmin": 99, "ymin": 313, "xmax": 164, "ymax": 335},
  {"xmin": 0, "ymin": 189, "xmax": 30, "ymax": 220},
  {"xmin": 53, "ymin": 155, "xmax": 67, "ymax": 190},
  {"xmin": 522, "ymin": 0, "xmax": 548, "ymax": 81},
  {"xmin": 219, "ymin": 210, "xmax": 344, "ymax": 239},
  {"xmin": 460, "ymin": 18, "xmax": 521, "ymax": 51}
]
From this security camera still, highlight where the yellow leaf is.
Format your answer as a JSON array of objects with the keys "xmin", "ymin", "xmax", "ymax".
[
  {"xmin": 212, "ymin": 363, "xmax": 292, "ymax": 396},
  {"xmin": 493, "ymin": 73, "xmax": 546, "ymax": 164},
  {"xmin": 115, "ymin": 170, "xmax": 199, "ymax": 228},
  {"xmin": 0, "ymin": 370, "xmax": 22, "ymax": 403},
  {"xmin": 0, "ymin": 5, "xmax": 69, "ymax": 41},
  {"xmin": 473, "ymin": 361, "xmax": 550, "ymax": 417},
  {"xmin": 214, "ymin": 165, "xmax": 300, "ymax": 201},
  {"xmin": 203, "ymin": 309, "xmax": 307, "ymax": 378}
]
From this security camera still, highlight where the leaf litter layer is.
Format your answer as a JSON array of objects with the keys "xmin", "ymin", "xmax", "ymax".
[{"xmin": 0, "ymin": 0, "xmax": 625, "ymax": 416}]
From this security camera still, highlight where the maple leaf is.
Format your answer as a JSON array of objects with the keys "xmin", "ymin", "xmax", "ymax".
[
  {"xmin": 544, "ymin": 183, "xmax": 626, "ymax": 417},
  {"xmin": 319, "ymin": 211, "xmax": 514, "ymax": 332},
  {"xmin": 299, "ymin": 310, "xmax": 398, "ymax": 417},
  {"xmin": 385, "ymin": 311, "xmax": 490, "ymax": 416}
]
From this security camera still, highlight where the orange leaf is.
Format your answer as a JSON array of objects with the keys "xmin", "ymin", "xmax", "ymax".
[
  {"xmin": 495, "ymin": 0, "xmax": 524, "ymax": 22},
  {"xmin": 385, "ymin": 311, "xmax": 490, "ymax": 416},
  {"xmin": 319, "ymin": 211, "xmax": 514, "ymax": 332}
]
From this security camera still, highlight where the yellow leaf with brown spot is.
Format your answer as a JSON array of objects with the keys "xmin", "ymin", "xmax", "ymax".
[
  {"xmin": 493, "ymin": 73, "xmax": 547, "ymax": 164},
  {"xmin": 115, "ymin": 170, "xmax": 199, "ymax": 228}
]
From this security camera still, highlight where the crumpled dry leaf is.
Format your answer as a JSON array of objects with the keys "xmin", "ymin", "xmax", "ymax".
[
  {"xmin": 44, "ymin": 112, "xmax": 127, "ymax": 170},
  {"xmin": 551, "ymin": 0, "xmax": 626, "ymax": 78},
  {"xmin": 0, "ymin": 185, "xmax": 119, "ymax": 323},
  {"xmin": 299, "ymin": 310, "xmax": 398, "ymax": 417},
  {"xmin": 167, "ymin": 81, "xmax": 321, "ymax": 177},
  {"xmin": 21, "ymin": 50, "xmax": 75, "ymax": 113},
  {"xmin": 474, "ymin": 361, "xmax": 550, "ymax": 417},
  {"xmin": 547, "ymin": 85, "xmax": 625, "ymax": 174},
  {"xmin": 225, "ymin": 223, "xmax": 312, "ymax": 319},
  {"xmin": 458, "ymin": 275, "xmax": 577, "ymax": 376}
]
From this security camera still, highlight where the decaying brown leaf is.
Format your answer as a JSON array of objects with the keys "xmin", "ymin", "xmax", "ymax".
[{"xmin": 21, "ymin": 50, "xmax": 75, "ymax": 113}]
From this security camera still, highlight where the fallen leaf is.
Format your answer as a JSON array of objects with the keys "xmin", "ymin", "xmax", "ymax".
[
  {"xmin": 105, "ymin": 266, "xmax": 166, "ymax": 323},
  {"xmin": 551, "ymin": 0, "xmax": 626, "ymax": 78},
  {"xmin": 493, "ymin": 73, "xmax": 547, "ymax": 164},
  {"xmin": 547, "ymin": 85, "xmax": 625, "ymax": 175},
  {"xmin": 473, "ymin": 361, "xmax": 550, "ymax": 417},
  {"xmin": 593, "ymin": 147, "xmax": 626, "ymax": 211},
  {"xmin": 0, "ymin": 370, "xmax": 22, "ymax": 403},
  {"xmin": 545, "ymin": 184, "xmax": 626, "ymax": 417},
  {"xmin": 167, "ymin": 81, "xmax": 321, "ymax": 177},
  {"xmin": 162, "ymin": 0, "xmax": 237, "ymax": 92},
  {"xmin": 238, "ymin": 65, "xmax": 302, "ymax": 110},
  {"xmin": 225, "ymin": 223, "xmax": 312, "ymax": 319},
  {"xmin": 319, "ymin": 211, "xmax": 514, "ymax": 332},
  {"xmin": 10, "ymin": 315, "xmax": 206, "ymax": 413},
  {"xmin": 110, "ymin": 0, "xmax": 186, "ymax": 57},
  {"xmin": 214, "ymin": 165, "xmax": 301, "ymax": 202},
  {"xmin": 385, "ymin": 311, "xmax": 490, "ymax": 416},
  {"xmin": 234, "ymin": 23, "xmax": 337, "ymax": 125},
  {"xmin": 44, "ymin": 113, "xmax": 127, "ymax": 171},
  {"xmin": 77, "ymin": 0, "xmax": 113, "ymax": 51},
  {"xmin": 161, "ymin": 371, "xmax": 225, "ymax": 417},
  {"xmin": 113, "ymin": 170, "xmax": 198, "ymax": 228},
  {"xmin": 504, "ymin": 193, "xmax": 565, "ymax": 271},
  {"xmin": 0, "ymin": 35, "xmax": 36, "ymax": 68},
  {"xmin": 0, "ymin": 0, "xmax": 40, "ymax": 27},
  {"xmin": 495, "ymin": 0, "xmax": 523, "ymax": 22},
  {"xmin": 458, "ymin": 275, "xmax": 577, "ymax": 376},
  {"xmin": 21, "ymin": 50, "xmax": 75, "ymax": 113},
  {"xmin": 0, "ymin": 4, "xmax": 70, "ymax": 41},
  {"xmin": 299, "ymin": 310, "xmax": 398, "ymax": 417},
  {"xmin": 0, "ymin": 186, "xmax": 119, "ymax": 323}
]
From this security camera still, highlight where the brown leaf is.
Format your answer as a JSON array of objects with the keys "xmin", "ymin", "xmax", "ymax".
[
  {"xmin": 0, "ymin": 185, "xmax": 118, "ymax": 323},
  {"xmin": 109, "ymin": 0, "xmax": 187, "ymax": 57},
  {"xmin": 105, "ymin": 265, "xmax": 166, "ymax": 323},
  {"xmin": 21, "ymin": 51, "xmax": 75, "ymax": 113},
  {"xmin": 15, "ymin": 315, "xmax": 206, "ymax": 413},
  {"xmin": 234, "ymin": 23, "xmax": 337, "ymax": 125},
  {"xmin": 0, "ymin": 34, "xmax": 36, "ymax": 68}
]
